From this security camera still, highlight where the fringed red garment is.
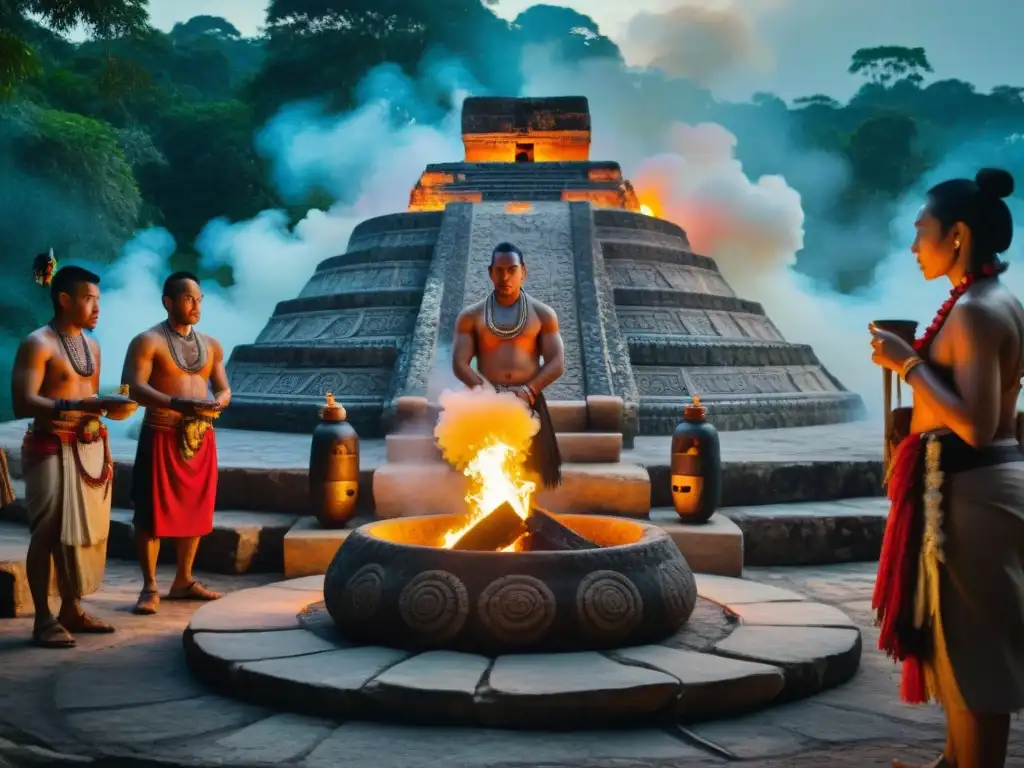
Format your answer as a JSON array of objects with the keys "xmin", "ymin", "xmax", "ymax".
[{"xmin": 872, "ymin": 431, "xmax": 929, "ymax": 703}]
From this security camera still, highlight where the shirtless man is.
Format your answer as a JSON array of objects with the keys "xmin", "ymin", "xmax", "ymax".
[
  {"xmin": 121, "ymin": 271, "xmax": 231, "ymax": 614},
  {"xmin": 12, "ymin": 259, "xmax": 134, "ymax": 647},
  {"xmin": 452, "ymin": 242, "xmax": 565, "ymax": 488}
]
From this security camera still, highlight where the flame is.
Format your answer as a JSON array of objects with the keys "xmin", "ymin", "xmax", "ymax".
[
  {"xmin": 434, "ymin": 388, "xmax": 540, "ymax": 549},
  {"xmin": 639, "ymin": 204, "xmax": 654, "ymax": 216},
  {"xmin": 440, "ymin": 440, "xmax": 536, "ymax": 548}
]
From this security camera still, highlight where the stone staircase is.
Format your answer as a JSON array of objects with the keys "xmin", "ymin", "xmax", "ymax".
[{"xmin": 372, "ymin": 395, "xmax": 650, "ymax": 519}]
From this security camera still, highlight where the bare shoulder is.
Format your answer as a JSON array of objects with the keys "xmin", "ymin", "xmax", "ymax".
[
  {"xmin": 200, "ymin": 332, "xmax": 224, "ymax": 355},
  {"xmin": 19, "ymin": 327, "xmax": 55, "ymax": 359},
  {"xmin": 457, "ymin": 301, "xmax": 485, "ymax": 329},
  {"xmin": 527, "ymin": 295, "xmax": 559, "ymax": 326},
  {"xmin": 950, "ymin": 292, "xmax": 1006, "ymax": 339},
  {"xmin": 128, "ymin": 326, "xmax": 163, "ymax": 353}
]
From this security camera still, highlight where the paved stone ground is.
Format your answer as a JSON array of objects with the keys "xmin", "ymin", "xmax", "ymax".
[
  {"xmin": 0, "ymin": 419, "xmax": 882, "ymax": 471},
  {"xmin": 1, "ymin": 538, "xmax": 1021, "ymax": 767}
]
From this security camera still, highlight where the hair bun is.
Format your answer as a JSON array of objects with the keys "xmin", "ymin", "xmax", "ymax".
[{"xmin": 976, "ymin": 168, "xmax": 1014, "ymax": 199}]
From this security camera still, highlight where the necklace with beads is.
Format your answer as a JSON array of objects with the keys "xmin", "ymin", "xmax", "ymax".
[
  {"xmin": 49, "ymin": 321, "xmax": 94, "ymax": 377},
  {"xmin": 485, "ymin": 291, "xmax": 529, "ymax": 339},
  {"xmin": 914, "ymin": 262, "xmax": 1000, "ymax": 354},
  {"xmin": 162, "ymin": 320, "xmax": 207, "ymax": 374}
]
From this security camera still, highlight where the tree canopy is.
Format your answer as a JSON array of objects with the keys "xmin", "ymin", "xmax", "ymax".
[{"xmin": 0, "ymin": 1, "xmax": 1022, "ymax": 420}]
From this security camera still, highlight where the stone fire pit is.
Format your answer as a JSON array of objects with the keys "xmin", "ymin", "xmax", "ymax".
[{"xmin": 323, "ymin": 513, "xmax": 697, "ymax": 655}]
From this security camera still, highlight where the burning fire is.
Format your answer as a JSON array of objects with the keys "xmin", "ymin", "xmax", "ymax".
[
  {"xmin": 639, "ymin": 204, "xmax": 654, "ymax": 216},
  {"xmin": 439, "ymin": 441, "xmax": 536, "ymax": 549},
  {"xmin": 434, "ymin": 388, "xmax": 540, "ymax": 550}
]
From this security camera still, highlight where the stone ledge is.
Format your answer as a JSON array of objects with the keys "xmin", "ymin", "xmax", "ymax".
[
  {"xmin": 183, "ymin": 576, "xmax": 859, "ymax": 728},
  {"xmin": 106, "ymin": 509, "xmax": 298, "ymax": 575},
  {"xmin": 722, "ymin": 498, "xmax": 888, "ymax": 566}
]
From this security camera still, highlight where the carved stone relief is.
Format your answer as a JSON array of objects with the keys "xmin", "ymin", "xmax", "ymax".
[{"xmin": 299, "ymin": 262, "xmax": 429, "ymax": 298}]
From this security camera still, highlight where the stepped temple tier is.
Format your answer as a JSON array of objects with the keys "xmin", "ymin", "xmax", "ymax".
[{"xmin": 223, "ymin": 96, "xmax": 864, "ymax": 440}]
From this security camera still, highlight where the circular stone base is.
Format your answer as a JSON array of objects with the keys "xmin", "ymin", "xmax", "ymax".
[{"xmin": 183, "ymin": 574, "xmax": 862, "ymax": 729}]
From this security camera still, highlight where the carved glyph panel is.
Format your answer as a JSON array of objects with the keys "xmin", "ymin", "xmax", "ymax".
[
  {"xmin": 595, "ymin": 229, "xmax": 687, "ymax": 250},
  {"xmin": 606, "ymin": 261, "xmax": 734, "ymax": 296},
  {"xmin": 466, "ymin": 203, "xmax": 583, "ymax": 400},
  {"xmin": 299, "ymin": 262, "xmax": 429, "ymax": 298},
  {"xmin": 347, "ymin": 228, "xmax": 439, "ymax": 252},
  {"xmin": 633, "ymin": 365, "xmax": 841, "ymax": 398},
  {"xmin": 230, "ymin": 365, "xmax": 392, "ymax": 400}
]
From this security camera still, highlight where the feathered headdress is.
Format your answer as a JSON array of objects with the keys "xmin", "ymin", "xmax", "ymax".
[{"xmin": 32, "ymin": 249, "xmax": 57, "ymax": 287}]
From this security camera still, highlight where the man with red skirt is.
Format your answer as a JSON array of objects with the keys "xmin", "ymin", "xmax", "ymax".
[{"xmin": 121, "ymin": 272, "xmax": 231, "ymax": 614}]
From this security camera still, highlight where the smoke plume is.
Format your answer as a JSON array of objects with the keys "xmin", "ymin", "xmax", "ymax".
[
  {"xmin": 620, "ymin": 2, "xmax": 772, "ymax": 86},
  {"xmin": 434, "ymin": 388, "xmax": 538, "ymax": 472}
]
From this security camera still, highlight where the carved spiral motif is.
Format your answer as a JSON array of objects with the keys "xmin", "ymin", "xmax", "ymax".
[
  {"xmin": 398, "ymin": 570, "xmax": 469, "ymax": 642},
  {"xmin": 477, "ymin": 575, "xmax": 557, "ymax": 645},
  {"xmin": 575, "ymin": 570, "xmax": 643, "ymax": 638},
  {"xmin": 657, "ymin": 560, "xmax": 696, "ymax": 626},
  {"xmin": 340, "ymin": 563, "xmax": 385, "ymax": 623}
]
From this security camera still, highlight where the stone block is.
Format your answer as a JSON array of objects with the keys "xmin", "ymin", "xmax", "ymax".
[
  {"xmin": 283, "ymin": 517, "xmax": 358, "ymax": 577},
  {"xmin": 532, "ymin": 462, "xmax": 650, "ymax": 517},
  {"xmin": 107, "ymin": 508, "xmax": 297, "ymax": 574},
  {"xmin": 649, "ymin": 509, "xmax": 743, "ymax": 576},
  {"xmin": 374, "ymin": 461, "xmax": 650, "ymax": 518},
  {"xmin": 586, "ymin": 395, "xmax": 624, "ymax": 433},
  {"xmin": 545, "ymin": 400, "xmax": 588, "ymax": 432},
  {"xmin": 373, "ymin": 463, "xmax": 469, "ymax": 518}
]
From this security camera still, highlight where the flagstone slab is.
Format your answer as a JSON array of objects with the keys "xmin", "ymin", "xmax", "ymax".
[
  {"xmin": 611, "ymin": 644, "xmax": 785, "ymax": 718},
  {"xmin": 188, "ymin": 585, "xmax": 320, "ymax": 632},
  {"xmin": 182, "ymin": 574, "xmax": 862, "ymax": 728},
  {"xmin": 476, "ymin": 651, "xmax": 679, "ymax": 727},
  {"xmin": 713, "ymin": 625, "xmax": 862, "ymax": 700},
  {"xmin": 694, "ymin": 573, "xmax": 807, "ymax": 605},
  {"xmin": 363, "ymin": 650, "xmax": 490, "ymax": 723},
  {"xmin": 727, "ymin": 600, "xmax": 857, "ymax": 628}
]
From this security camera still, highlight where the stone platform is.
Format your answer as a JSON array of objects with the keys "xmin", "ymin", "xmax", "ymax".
[
  {"xmin": 0, "ymin": 419, "xmax": 884, "ymax": 513},
  {"xmin": 183, "ymin": 574, "xmax": 861, "ymax": 729}
]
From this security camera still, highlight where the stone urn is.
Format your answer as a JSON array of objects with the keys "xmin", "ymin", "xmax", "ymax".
[
  {"xmin": 308, "ymin": 393, "xmax": 359, "ymax": 528},
  {"xmin": 670, "ymin": 396, "xmax": 721, "ymax": 524}
]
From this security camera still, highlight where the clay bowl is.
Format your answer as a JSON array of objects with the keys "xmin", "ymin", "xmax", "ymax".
[{"xmin": 323, "ymin": 512, "xmax": 698, "ymax": 655}]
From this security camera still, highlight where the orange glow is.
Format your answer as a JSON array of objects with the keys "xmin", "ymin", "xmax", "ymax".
[{"xmin": 640, "ymin": 204, "xmax": 654, "ymax": 216}]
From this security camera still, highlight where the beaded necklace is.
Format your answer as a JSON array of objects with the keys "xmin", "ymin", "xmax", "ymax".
[
  {"xmin": 914, "ymin": 262, "xmax": 1000, "ymax": 354},
  {"xmin": 485, "ymin": 291, "xmax": 529, "ymax": 340}
]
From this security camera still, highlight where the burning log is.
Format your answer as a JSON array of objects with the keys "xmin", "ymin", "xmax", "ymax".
[
  {"xmin": 450, "ymin": 502, "xmax": 526, "ymax": 551},
  {"xmin": 525, "ymin": 507, "xmax": 599, "ymax": 551}
]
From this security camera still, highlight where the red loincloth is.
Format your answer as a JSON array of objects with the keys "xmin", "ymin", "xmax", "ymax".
[{"xmin": 134, "ymin": 424, "xmax": 217, "ymax": 539}]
